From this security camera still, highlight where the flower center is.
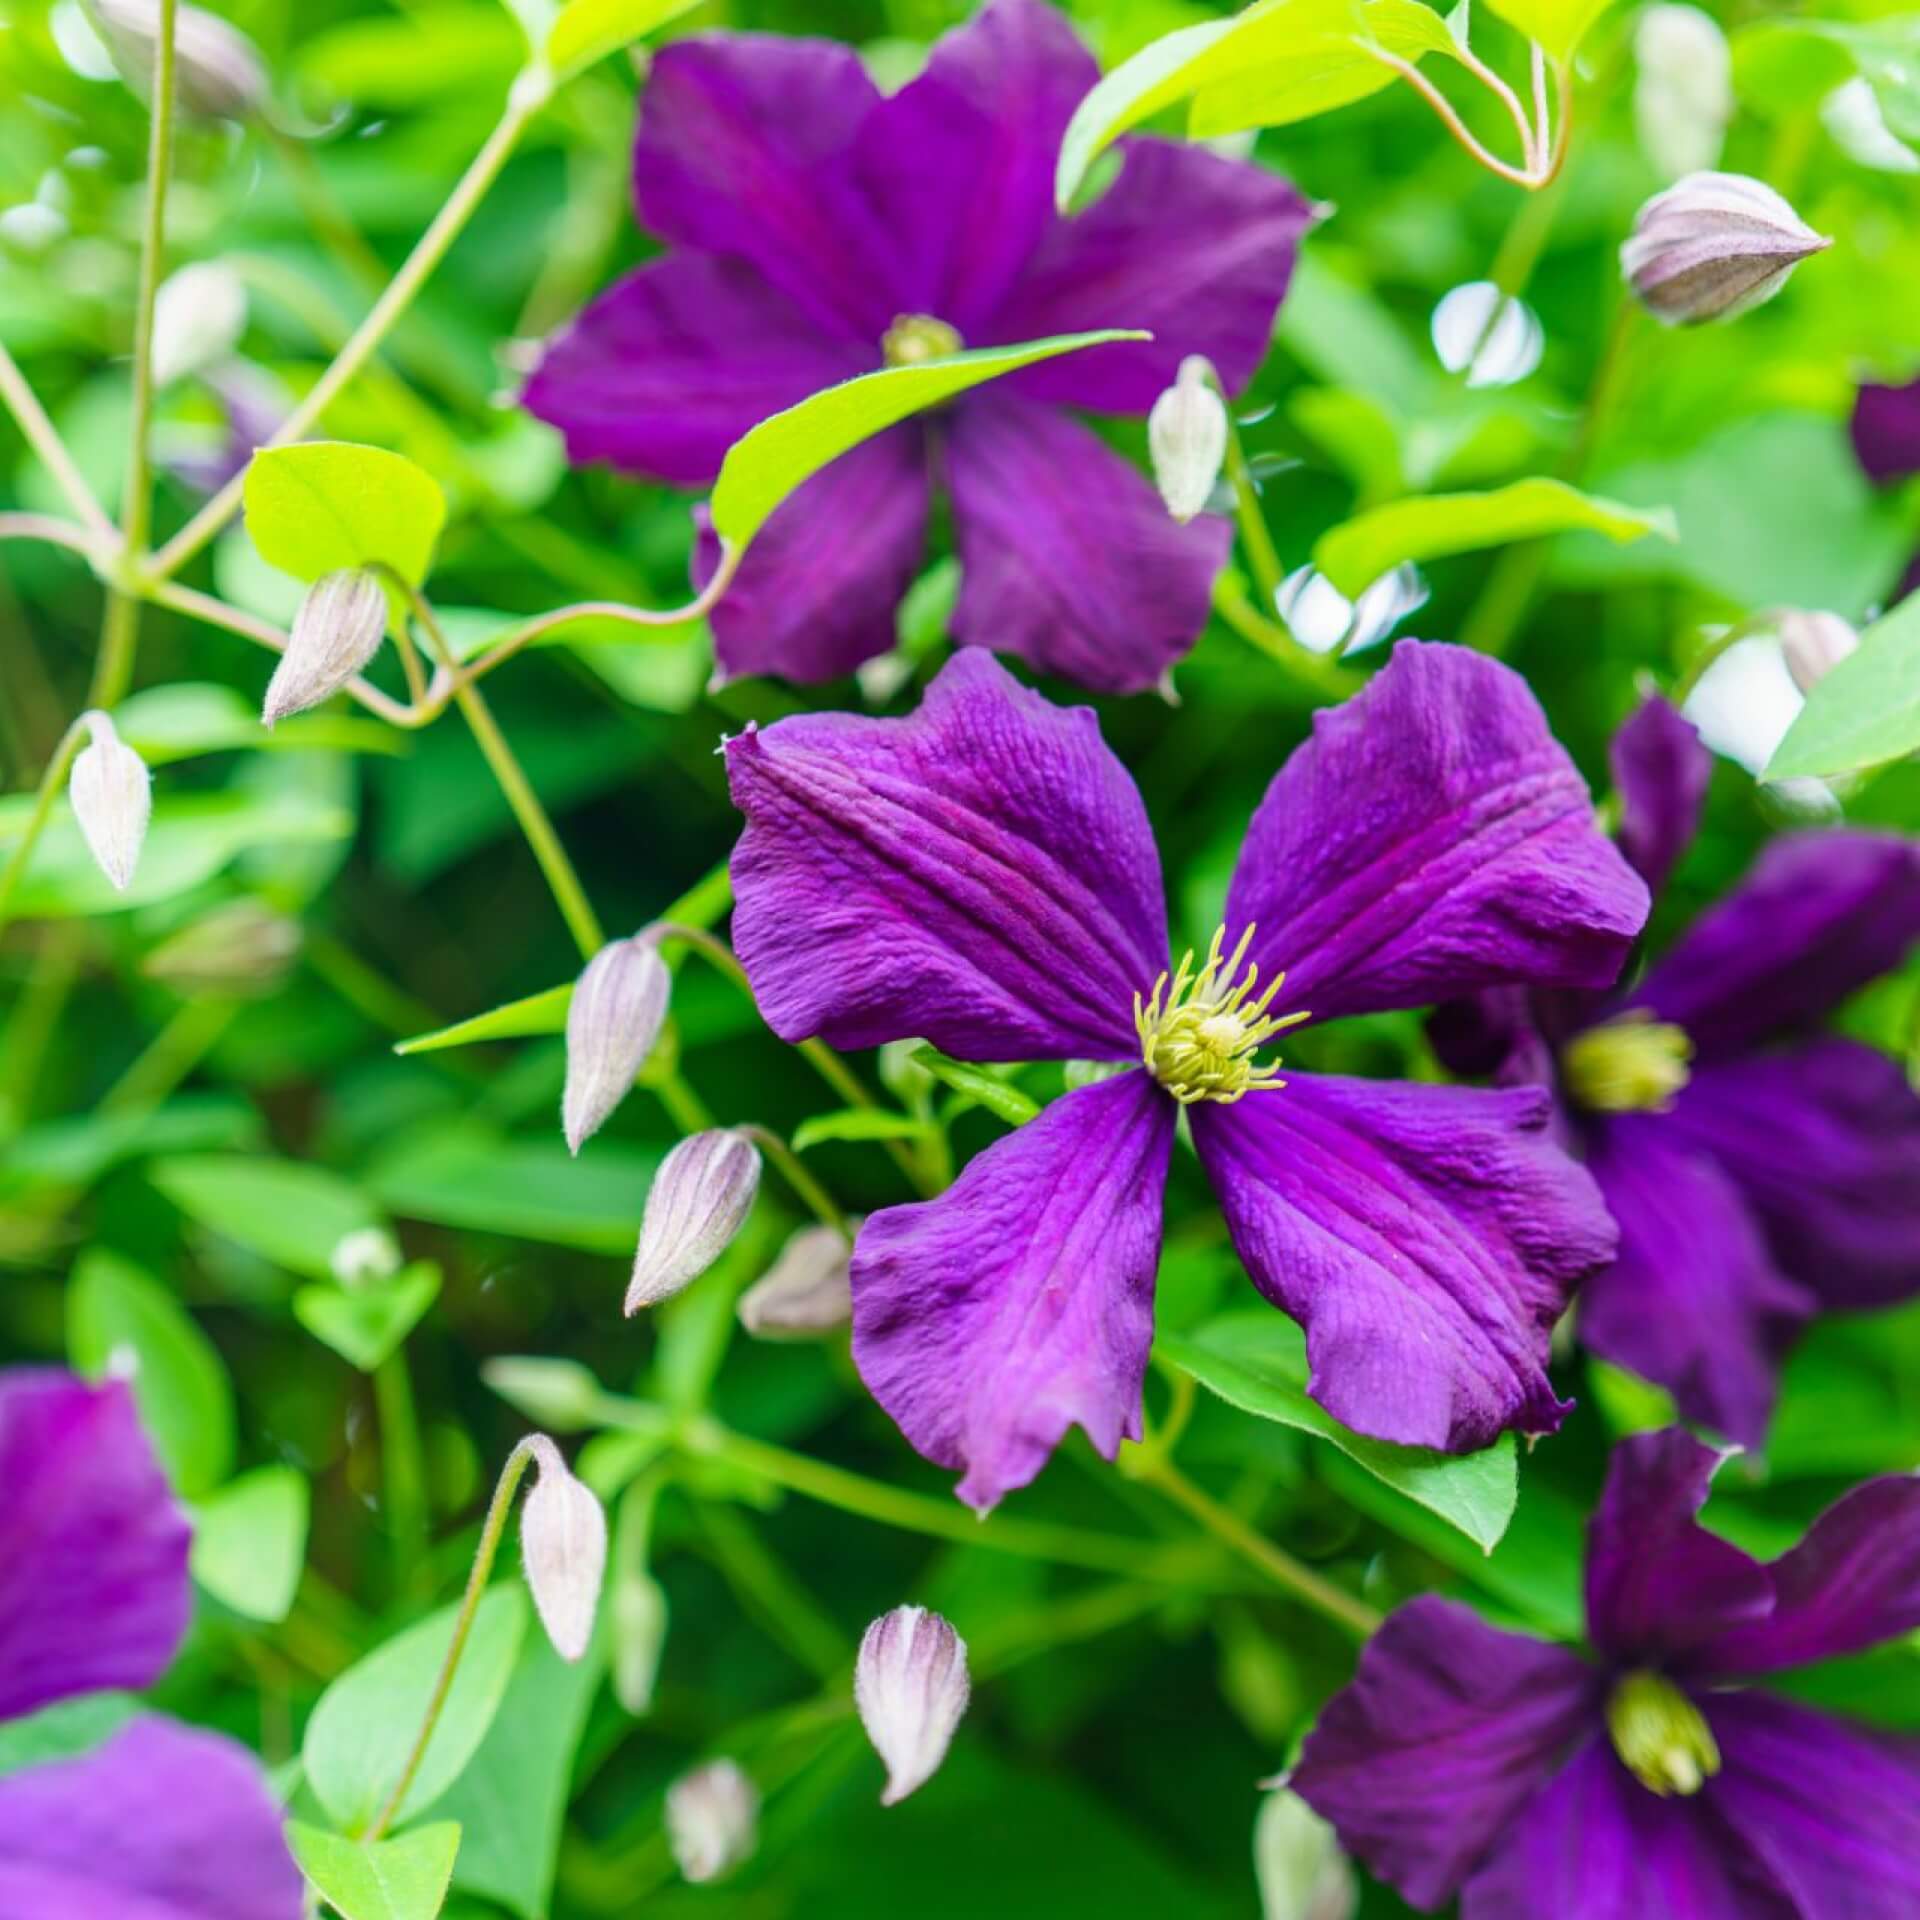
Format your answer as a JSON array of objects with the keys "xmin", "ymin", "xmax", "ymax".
[
  {"xmin": 881, "ymin": 313, "xmax": 964, "ymax": 368},
  {"xmin": 1135, "ymin": 925, "xmax": 1308, "ymax": 1106},
  {"xmin": 1560, "ymin": 1011, "xmax": 1693, "ymax": 1113},
  {"xmin": 1605, "ymin": 1671, "xmax": 1721, "ymax": 1797}
]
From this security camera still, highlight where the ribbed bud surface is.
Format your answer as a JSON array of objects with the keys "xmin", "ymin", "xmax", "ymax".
[
  {"xmin": 265, "ymin": 569, "xmax": 387, "ymax": 725},
  {"xmin": 625, "ymin": 1129, "xmax": 761, "ymax": 1312},
  {"xmin": 738, "ymin": 1223, "xmax": 854, "ymax": 1339},
  {"xmin": 519, "ymin": 1434, "xmax": 607, "ymax": 1664},
  {"xmin": 1147, "ymin": 356, "xmax": 1228, "ymax": 523},
  {"xmin": 68, "ymin": 710, "xmax": 151, "ymax": 893},
  {"xmin": 1621, "ymin": 171, "xmax": 1829, "ymax": 325},
  {"xmin": 562, "ymin": 933, "xmax": 670, "ymax": 1153},
  {"xmin": 855, "ymin": 1605, "xmax": 970, "ymax": 1806}
]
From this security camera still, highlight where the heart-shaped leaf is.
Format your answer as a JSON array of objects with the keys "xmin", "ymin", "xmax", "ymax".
[{"xmin": 293, "ymin": 1265, "xmax": 442, "ymax": 1373}]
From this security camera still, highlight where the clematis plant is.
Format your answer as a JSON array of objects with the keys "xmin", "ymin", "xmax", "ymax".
[
  {"xmin": 724, "ymin": 641, "xmax": 1649, "ymax": 1508},
  {"xmin": 1292, "ymin": 1426, "xmax": 1920, "ymax": 1917},
  {"xmin": 523, "ymin": 0, "xmax": 1311, "ymax": 693},
  {"xmin": 1433, "ymin": 696, "xmax": 1920, "ymax": 1444}
]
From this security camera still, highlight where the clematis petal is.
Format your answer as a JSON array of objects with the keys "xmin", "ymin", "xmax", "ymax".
[
  {"xmin": 1704, "ymin": 1692, "xmax": 1920, "ymax": 1917},
  {"xmin": 857, "ymin": 0, "xmax": 1096, "ymax": 332},
  {"xmin": 0, "ymin": 1715, "xmax": 303, "ymax": 1920},
  {"xmin": 523, "ymin": 254, "xmax": 866, "ymax": 485},
  {"xmin": 695, "ymin": 428, "xmax": 931, "ymax": 685},
  {"xmin": 0, "ymin": 1371, "xmax": 190, "ymax": 1722},
  {"xmin": 1688, "ymin": 1474, "xmax": 1920, "ymax": 1677},
  {"xmin": 1610, "ymin": 695, "xmax": 1711, "ymax": 896},
  {"xmin": 1460, "ymin": 1736, "xmax": 1800, "ymax": 1920},
  {"xmin": 632, "ymin": 36, "xmax": 895, "ymax": 341},
  {"xmin": 1851, "ymin": 376, "xmax": 1920, "ymax": 484},
  {"xmin": 725, "ymin": 647, "xmax": 1168, "ymax": 1060},
  {"xmin": 850, "ymin": 1071, "xmax": 1175, "ymax": 1512},
  {"xmin": 1582, "ymin": 1427, "xmax": 1773, "ymax": 1668},
  {"xmin": 1659, "ymin": 1039, "xmax": 1920, "ymax": 1312},
  {"xmin": 1630, "ymin": 832, "xmax": 1920, "ymax": 1060},
  {"xmin": 1290, "ymin": 1595, "xmax": 1601, "ymax": 1910},
  {"xmin": 1427, "ymin": 984, "xmax": 1564, "ymax": 1093},
  {"xmin": 1226, "ymin": 642, "xmax": 1648, "ymax": 1023},
  {"xmin": 1579, "ymin": 1117, "xmax": 1813, "ymax": 1447},
  {"xmin": 945, "ymin": 395, "xmax": 1230, "ymax": 694},
  {"xmin": 989, "ymin": 139, "xmax": 1312, "ymax": 415},
  {"xmin": 1191, "ymin": 1075, "xmax": 1613, "ymax": 1453}
]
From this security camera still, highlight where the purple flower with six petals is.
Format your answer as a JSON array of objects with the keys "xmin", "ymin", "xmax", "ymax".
[
  {"xmin": 1293, "ymin": 1426, "xmax": 1920, "ymax": 1918},
  {"xmin": 0, "ymin": 1369, "xmax": 303, "ymax": 1918},
  {"xmin": 723, "ymin": 642, "xmax": 1649, "ymax": 1508},
  {"xmin": 522, "ymin": 0, "xmax": 1312, "ymax": 694},
  {"xmin": 1433, "ymin": 696, "xmax": 1920, "ymax": 1446}
]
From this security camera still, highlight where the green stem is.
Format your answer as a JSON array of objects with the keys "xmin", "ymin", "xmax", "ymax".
[
  {"xmin": 1211, "ymin": 573, "xmax": 1358, "ymax": 701},
  {"xmin": 0, "ymin": 349, "xmax": 115, "ymax": 540},
  {"xmin": 98, "ymin": 997, "xmax": 237, "ymax": 1114},
  {"xmin": 0, "ymin": 925, "xmax": 83, "ymax": 1138},
  {"xmin": 0, "ymin": 718, "xmax": 86, "ymax": 942},
  {"xmin": 649, "ymin": 1060, "xmax": 715, "ymax": 1134},
  {"xmin": 374, "ymin": 1349, "xmax": 430, "ymax": 1586},
  {"xmin": 1220, "ymin": 397, "xmax": 1289, "ymax": 613},
  {"xmin": 692, "ymin": 1499, "xmax": 846, "ymax": 1680},
  {"xmin": 740, "ymin": 1123, "xmax": 851, "ymax": 1239}
]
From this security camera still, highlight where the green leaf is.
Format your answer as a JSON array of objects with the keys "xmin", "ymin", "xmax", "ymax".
[
  {"xmin": 191, "ymin": 1465, "xmax": 310, "ymax": 1623},
  {"xmin": 708, "ymin": 332, "xmax": 1146, "ymax": 550},
  {"xmin": 0, "ymin": 1695, "xmax": 135, "ymax": 1782},
  {"xmin": 791, "ymin": 1108, "xmax": 936, "ymax": 1152},
  {"xmin": 546, "ymin": 0, "xmax": 704, "ymax": 75},
  {"xmin": 1767, "ymin": 589, "xmax": 1920, "ymax": 781},
  {"xmin": 149, "ymin": 1154, "xmax": 386, "ymax": 1281},
  {"xmin": 1156, "ymin": 1312, "xmax": 1517, "ymax": 1552},
  {"xmin": 67, "ymin": 1248, "xmax": 235, "ymax": 1497},
  {"xmin": 394, "ymin": 984, "xmax": 570, "ymax": 1055},
  {"xmin": 305, "ymin": 1585, "xmax": 527, "ymax": 1834},
  {"xmin": 298, "ymin": 2, "xmax": 526, "ymax": 104},
  {"xmin": 244, "ymin": 442, "xmax": 446, "ymax": 589},
  {"xmin": 1480, "ymin": 0, "xmax": 1615, "ymax": 64},
  {"xmin": 294, "ymin": 1265, "xmax": 442, "ymax": 1373},
  {"xmin": 112, "ymin": 683, "xmax": 401, "ymax": 764},
  {"xmin": 910, "ymin": 1047, "xmax": 1041, "ymax": 1127},
  {"xmin": 287, "ymin": 1820, "xmax": 462, "ymax": 1920},
  {"xmin": 1313, "ymin": 477, "xmax": 1676, "ymax": 597}
]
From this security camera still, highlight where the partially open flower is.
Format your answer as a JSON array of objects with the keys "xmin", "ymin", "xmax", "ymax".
[
  {"xmin": 1147, "ymin": 356, "xmax": 1229, "ymax": 524},
  {"xmin": 854, "ymin": 1605, "xmax": 970, "ymax": 1806},
  {"xmin": 625, "ymin": 1129, "xmax": 761, "ymax": 1313},
  {"xmin": 665, "ymin": 1758, "xmax": 757, "ymax": 1883},
  {"xmin": 1776, "ymin": 608, "xmax": 1859, "ymax": 695},
  {"xmin": 85, "ymin": 0, "xmax": 271, "ymax": 121},
  {"xmin": 737, "ymin": 1223, "xmax": 854, "ymax": 1340},
  {"xmin": 264, "ymin": 569, "xmax": 387, "ymax": 726},
  {"xmin": 562, "ymin": 933, "xmax": 670, "ymax": 1153},
  {"xmin": 1621, "ymin": 172, "xmax": 1830, "ymax": 326},
  {"xmin": 519, "ymin": 1435, "xmax": 607, "ymax": 1664},
  {"xmin": 68, "ymin": 710, "xmax": 151, "ymax": 893}
]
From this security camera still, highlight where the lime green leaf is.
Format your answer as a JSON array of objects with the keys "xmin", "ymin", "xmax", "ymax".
[
  {"xmin": 1314, "ymin": 477, "xmax": 1676, "ymax": 596},
  {"xmin": 297, "ymin": 2, "xmax": 526, "ymax": 105},
  {"xmin": 287, "ymin": 1820, "xmax": 462, "ymax": 1920},
  {"xmin": 910, "ymin": 1048, "xmax": 1041, "ymax": 1127},
  {"xmin": 244, "ymin": 442, "xmax": 446, "ymax": 588},
  {"xmin": 1481, "ymin": 0, "xmax": 1615, "ymax": 65},
  {"xmin": 394, "ymin": 984, "xmax": 570, "ymax": 1055},
  {"xmin": 191, "ymin": 1465, "xmax": 310, "ymax": 1623},
  {"xmin": 0, "ymin": 1696, "xmax": 136, "ymax": 1782},
  {"xmin": 1156, "ymin": 1312, "xmax": 1517, "ymax": 1552},
  {"xmin": 791, "ymin": 1108, "xmax": 936, "ymax": 1152},
  {"xmin": 305, "ymin": 1585, "xmax": 527, "ymax": 1833},
  {"xmin": 149, "ymin": 1154, "xmax": 386, "ymax": 1282},
  {"xmin": 67, "ymin": 1248, "xmax": 235, "ymax": 1498},
  {"xmin": 1767, "ymin": 589, "xmax": 1920, "ymax": 781},
  {"xmin": 112, "ymin": 684, "xmax": 401, "ymax": 764},
  {"xmin": 294, "ymin": 1265, "xmax": 442, "ymax": 1373},
  {"xmin": 547, "ymin": 0, "xmax": 703, "ymax": 75},
  {"xmin": 709, "ymin": 332, "xmax": 1146, "ymax": 550}
]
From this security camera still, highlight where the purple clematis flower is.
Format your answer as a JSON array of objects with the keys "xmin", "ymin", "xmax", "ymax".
[
  {"xmin": 522, "ymin": 0, "xmax": 1312, "ymax": 695},
  {"xmin": 723, "ymin": 641, "xmax": 1649, "ymax": 1509},
  {"xmin": 1433, "ymin": 696, "xmax": 1920, "ymax": 1447},
  {"xmin": 0, "ymin": 1370, "xmax": 303, "ymax": 1919},
  {"xmin": 1293, "ymin": 1426, "xmax": 1920, "ymax": 1918},
  {"xmin": 1851, "ymin": 375, "xmax": 1920, "ymax": 485}
]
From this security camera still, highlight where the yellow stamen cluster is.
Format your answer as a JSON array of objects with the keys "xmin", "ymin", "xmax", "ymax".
[
  {"xmin": 1135, "ymin": 925, "xmax": 1308, "ymax": 1106},
  {"xmin": 881, "ymin": 313, "xmax": 964, "ymax": 367},
  {"xmin": 1606, "ymin": 1670, "xmax": 1722, "ymax": 1797},
  {"xmin": 1561, "ymin": 1011, "xmax": 1694, "ymax": 1113}
]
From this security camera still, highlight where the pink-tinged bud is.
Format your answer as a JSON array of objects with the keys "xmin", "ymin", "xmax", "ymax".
[
  {"xmin": 625, "ymin": 1129, "xmax": 761, "ymax": 1313},
  {"xmin": 1255, "ymin": 1788, "xmax": 1357, "ymax": 1920},
  {"xmin": 86, "ymin": 0, "xmax": 272, "ymax": 120},
  {"xmin": 1777, "ymin": 609, "xmax": 1859, "ymax": 694},
  {"xmin": 141, "ymin": 897, "xmax": 301, "ymax": 995},
  {"xmin": 519, "ymin": 1434, "xmax": 607, "ymax": 1664},
  {"xmin": 264, "ymin": 568, "xmax": 387, "ymax": 726},
  {"xmin": 665, "ymin": 1759, "xmax": 757, "ymax": 1883},
  {"xmin": 854, "ymin": 1605, "xmax": 970, "ymax": 1806},
  {"xmin": 1147, "ymin": 356, "xmax": 1228, "ymax": 523},
  {"xmin": 68, "ymin": 710, "xmax": 150, "ymax": 893},
  {"xmin": 737, "ymin": 1223, "xmax": 854, "ymax": 1340},
  {"xmin": 1621, "ymin": 172, "xmax": 1830, "ymax": 326},
  {"xmin": 562, "ymin": 933, "xmax": 670, "ymax": 1153}
]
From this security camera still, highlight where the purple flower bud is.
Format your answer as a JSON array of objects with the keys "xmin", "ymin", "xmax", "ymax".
[
  {"xmin": 1621, "ymin": 171, "xmax": 1830, "ymax": 326},
  {"xmin": 140, "ymin": 897, "xmax": 301, "ymax": 996},
  {"xmin": 854, "ymin": 1605, "xmax": 970, "ymax": 1806},
  {"xmin": 562, "ymin": 933, "xmax": 671, "ymax": 1154},
  {"xmin": 665, "ymin": 1758, "xmax": 757, "ymax": 1883},
  {"xmin": 264, "ymin": 568, "xmax": 387, "ymax": 726},
  {"xmin": 68, "ymin": 710, "xmax": 150, "ymax": 893},
  {"xmin": 86, "ymin": 0, "xmax": 272, "ymax": 121},
  {"xmin": 737, "ymin": 1223, "xmax": 854, "ymax": 1340},
  {"xmin": 1147, "ymin": 355, "xmax": 1228, "ymax": 524},
  {"xmin": 519, "ymin": 1434, "xmax": 607, "ymax": 1664},
  {"xmin": 625, "ymin": 1129, "xmax": 761, "ymax": 1313},
  {"xmin": 1777, "ymin": 608, "xmax": 1859, "ymax": 694}
]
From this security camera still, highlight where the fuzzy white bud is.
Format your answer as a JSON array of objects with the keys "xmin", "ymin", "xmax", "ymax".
[
  {"xmin": 612, "ymin": 1566, "xmax": 669, "ymax": 1715},
  {"xmin": 562, "ymin": 933, "xmax": 670, "ymax": 1153},
  {"xmin": 1255, "ymin": 1788, "xmax": 1357, "ymax": 1920},
  {"xmin": 151, "ymin": 261, "xmax": 248, "ymax": 387},
  {"xmin": 519, "ymin": 1434, "xmax": 607, "ymax": 1664},
  {"xmin": 1621, "ymin": 172, "xmax": 1830, "ymax": 326},
  {"xmin": 665, "ymin": 1759, "xmax": 757, "ymax": 1883},
  {"xmin": 1147, "ymin": 355, "xmax": 1229, "ymax": 523},
  {"xmin": 854, "ymin": 1605, "xmax": 970, "ymax": 1806},
  {"xmin": 328, "ymin": 1226, "xmax": 402, "ymax": 1289},
  {"xmin": 68, "ymin": 710, "xmax": 150, "ymax": 893},
  {"xmin": 1633, "ymin": 6, "xmax": 1732, "ymax": 181},
  {"xmin": 264, "ymin": 568, "xmax": 387, "ymax": 726},
  {"xmin": 86, "ymin": 0, "xmax": 272, "ymax": 120},
  {"xmin": 625, "ymin": 1129, "xmax": 761, "ymax": 1313},
  {"xmin": 737, "ymin": 1223, "xmax": 854, "ymax": 1340},
  {"xmin": 1776, "ymin": 609, "xmax": 1859, "ymax": 695}
]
